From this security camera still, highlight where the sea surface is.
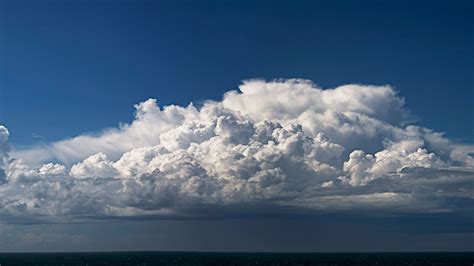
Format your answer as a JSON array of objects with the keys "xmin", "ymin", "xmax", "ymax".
[{"xmin": 0, "ymin": 251, "xmax": 472, "ymax": 266}]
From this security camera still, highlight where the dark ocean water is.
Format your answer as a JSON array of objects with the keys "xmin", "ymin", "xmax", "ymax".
[{"xmin": 0, "ymin": 252, "xmax": 472, "ymax": 266}]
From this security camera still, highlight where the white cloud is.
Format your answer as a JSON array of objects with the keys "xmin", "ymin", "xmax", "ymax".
[
  {"xmin": 39, "ymin": 163, "xmax": 66, "ymax": 177},
  {"xmin": 1, "ymin": 79, "xmax": 473, "ymax": 222},
  {"xmin": 0, "ymin": 125, "xmax": 10, "ymax": 183},
  {"xmin": 70, "ymin": 153, "xmax": 117, "ymax": 179}
]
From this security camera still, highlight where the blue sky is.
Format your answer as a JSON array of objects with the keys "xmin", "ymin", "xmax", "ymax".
[
  {"xmin": 0, "ymin": 0, "xmax": 473, "ymax": 252},
  {"xmin": 1, "ymin": 0, "xmax": 473, "ymax": 146}
]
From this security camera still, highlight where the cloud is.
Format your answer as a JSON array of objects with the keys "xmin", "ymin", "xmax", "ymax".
[
  {"xmin": 0, "ymin": 125, "xmax": 10, "ymax": 184},
  {"xmin": 1, "ymin": 79, "xmax": 473, "ymax": 223}
]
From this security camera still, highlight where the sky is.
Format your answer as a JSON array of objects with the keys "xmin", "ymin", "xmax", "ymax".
[{"xmin": 0, "ymin": 0, "xmax": 473, "ymax": 252}]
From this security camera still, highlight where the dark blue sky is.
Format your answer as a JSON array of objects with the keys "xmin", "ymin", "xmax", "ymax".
[{"xmin": 1, "ymin": 0, "xmax": 473, "ymax": 146}]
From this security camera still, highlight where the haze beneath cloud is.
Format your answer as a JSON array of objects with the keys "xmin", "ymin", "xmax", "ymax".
[{"xmin": 1, "ymin": 79, "xmax": 473, "ymax": 223}]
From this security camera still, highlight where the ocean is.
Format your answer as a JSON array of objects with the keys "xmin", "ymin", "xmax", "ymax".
[{"xmin": 0, "ymin": 252, "xmax": 472, "ymax": 266}]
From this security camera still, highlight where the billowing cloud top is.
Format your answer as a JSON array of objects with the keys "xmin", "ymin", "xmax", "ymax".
[{"xmin": 2, "ymin": 79, "xmax": 473, "ymax": 223}]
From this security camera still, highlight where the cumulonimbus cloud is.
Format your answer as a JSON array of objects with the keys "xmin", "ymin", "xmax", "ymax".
[{"xmin": 1, "ymin": 79, "xmax": 473, "ymax": 223}]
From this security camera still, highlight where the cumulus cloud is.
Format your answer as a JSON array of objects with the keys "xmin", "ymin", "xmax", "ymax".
[
  {"xmin": 1, "ymin": 79, "xmax": 473, "ymax": 223},
  {"xmin": 0, "ymin": 125, "xmax": 10, "ymax": 184}
]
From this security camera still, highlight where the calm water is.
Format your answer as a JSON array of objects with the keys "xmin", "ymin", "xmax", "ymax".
[{"xmin": 0, "ymin": 252, "xmax": 472, "ymax": 266}]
